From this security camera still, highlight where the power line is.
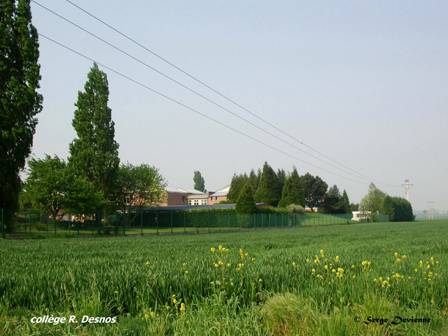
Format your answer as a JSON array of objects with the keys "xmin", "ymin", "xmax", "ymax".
[
  {"xmin": 39, "ymin": 33, "xmax": 367, "ymax": 185},
  {"xmin": 32, "ymin": 0, "xmax": 372, "ymax": 182},
  {"xmin": 60, "ymin": 0, "xmax": 396, "ymax": 186}
]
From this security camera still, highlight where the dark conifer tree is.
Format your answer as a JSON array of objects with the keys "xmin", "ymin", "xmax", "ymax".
[
  {"xmin": 255, "ymin": 162, "xmax": 281, "ymax": 206},
  {"xmin": 236, "ymin": 182, "xmax": 256, "ymax": 213},
  {"xmin": 279, "ymin": 168, "xmax": 304, "ymax": 207}
]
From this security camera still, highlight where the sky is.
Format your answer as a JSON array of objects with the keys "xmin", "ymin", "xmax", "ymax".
[{"xmin": 29, "ymin": 0, "xmax": 448, "ymax": 212}]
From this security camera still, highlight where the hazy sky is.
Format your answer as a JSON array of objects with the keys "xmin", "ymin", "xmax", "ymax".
[{"xmin": 29, "ymin": 0, "xmax": 447, "ymax": 211}]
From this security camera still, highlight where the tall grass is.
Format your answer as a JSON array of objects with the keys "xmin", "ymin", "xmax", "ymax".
[{"xmin": 0, "ymin": 220, "xmax": 447, "ymax": 335}]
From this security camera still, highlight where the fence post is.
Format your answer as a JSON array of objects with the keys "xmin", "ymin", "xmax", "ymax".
[
  {"xmin": 207, "ymin": 213, "xmax": 210, "ymax": 234},
  {"xmin": 170, "ymin": 212, "xmax": 173, "ymax": 234},
  {"xmin": 183, "ymin": 211, "xmax": 186, "ymax": 234},
  {"xmin": 140, "ymin": 210, "xmax": 143, "ymax": 236},
  {"xmin": 196, "ymin": 213, "xmax": 199, "ymax": 234},
  {"xmin": 1, "ymin": 208, "xmax": 4, "ymax": 238}
]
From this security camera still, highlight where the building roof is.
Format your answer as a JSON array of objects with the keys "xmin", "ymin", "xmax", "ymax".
[
  {"xmin": 187, "ymin": 194, "xmax": 208, "ymax": 200},
  {"xmin": 166, "ymin": 187, "xmax": 206, "ymax": 195},
  {"xmin": 210, "ymin": 185, "xmax": 230, "ymax": 197}
]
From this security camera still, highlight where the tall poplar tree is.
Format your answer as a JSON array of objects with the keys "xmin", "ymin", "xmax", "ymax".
[
  {"xmin": 0, "ymin": 0, "xmax": 42, "ymax": 230},
  {"xmin": 193, "ymin": 171, "xmax": 205, "ymax": 192},
  {"xmin": 68, "ymin": 63, "xmax": 119, "ymax": 206}
]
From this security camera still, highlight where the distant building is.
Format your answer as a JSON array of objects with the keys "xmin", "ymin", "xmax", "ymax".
[
  {"xmin": 208, "ymin": 186, "xmax": 230, "ymax": 205},
  {"xmin": 187, "ymin": 193, "xmax": 208, "ymax": 206},
  {"xmin": 305, "ymin": 206, "xmax": 319, "ymax": 212},
  {"xmin": 160, "ymin": 185, "xmax": 230, "ymax": 207},
  {"xmin": 160, "ymin": 188, "xmax": 188, "ymax": 206},
  {"xmin": 352, "ymin": 211, "xmax": 372, "ymax": 222},
  {"xmin": 160, "ymin": 187, "xmax": 207, "ymax": 206}
]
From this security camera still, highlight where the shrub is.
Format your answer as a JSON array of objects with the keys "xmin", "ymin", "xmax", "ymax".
[
  {"xmin": 286, "ymin": 204, "xmax": 305, "ymax": 214},
  {"xmin": 382, "ymin": 196, "xmax": 414, "ymax": 222},
  {"xmin": 256, "ymin": 206, "xmax": 287, "ymax": 214},
  {"xmin": 260, "ymin": 293, "xmax": 315, "ymax": 336}
]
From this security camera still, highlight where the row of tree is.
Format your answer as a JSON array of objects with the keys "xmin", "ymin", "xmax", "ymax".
[
  {"xmin": 230, "ymin": 162, "xmax": 351, "ymax": 213},
  {"xmin": 359, "ymin": 183, "xmax": 414, "ymax": 221},
  {"xmin": 0, "ymin": 1, "xmax": 165, "ymax": 230},
  {"xmin": 21, "ymin": 64, "xmax": 166, "ymax": 222}
]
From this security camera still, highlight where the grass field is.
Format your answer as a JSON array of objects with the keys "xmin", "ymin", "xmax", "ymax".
[{"xmin": 1, "ymin": 220, "xmax": 447, "ymax": 335}]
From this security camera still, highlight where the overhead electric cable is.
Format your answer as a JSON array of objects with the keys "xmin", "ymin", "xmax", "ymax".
[
  {"xmin": 39, "ymin": 33, "xmax": 367, "ymax": 185},
  {"xmin": 60, "ymin": 0, "xmax": 399, "ymax": 187},
  {"xmin": 33, "ymin": 0, "xmax": 373, "ymax": 182}
]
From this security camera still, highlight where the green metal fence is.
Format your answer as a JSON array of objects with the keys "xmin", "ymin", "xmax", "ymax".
[{"xmin": 0, "ymin": 208, "xmax": 383, "ymax": 238}]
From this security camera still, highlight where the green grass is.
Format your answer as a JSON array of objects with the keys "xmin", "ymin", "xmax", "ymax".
[{"xmin": 1, "ymin": 220, "xmax": 447, "ymax": 335}]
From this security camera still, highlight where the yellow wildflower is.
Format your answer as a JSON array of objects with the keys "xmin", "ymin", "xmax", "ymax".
[
  {"xmin": 335, "ymin": 267, "xmax": 344, "ymax": 278},
  {"xmin": 361, "ymin": 260, "xmax": 371, "ymax": 270},
  {"xmin": 392, "ymin": 272, "xmax": 403, "ymax": 281}
]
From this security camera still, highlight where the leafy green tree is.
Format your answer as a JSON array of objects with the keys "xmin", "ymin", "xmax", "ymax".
[
  {"xmin": 68, "ymin": 63, "xmax": 120, "ymax": 206},
  {"xmin": 228, "ymin": 173, "xmax": 248, "ymax": 202},
  {"xmin": 382, "ymin": 196, "xmax": 414, "ymax": 222},
  {"xmin": 350, "ymin": 203, "xmax": 359, "ymax": 211},
  {"xmin": 279, "ymin": 168, "xmax": 304, "ymax": 207},
  {"xmin": 322, "ymin": 185, "xmax": 347, "ymax": 214},
  {"xmin": 302, "ymin": 173, "xmax": 328, "ymax": 210},
  {"xmin": 255, "ymin": 162, "xmax": 281, "ymax": 206},
  {"xmin": 117, "ymin": 163, "xmax": 166, "ymax": 207},
  {"xmin": 25, "ymin": 155, "xmax": 104, "ymax": 220},
  {"xmin": 0, "ymin": 0, "xmax": 42, "ymax": 230},
  {"xmin": 63, "ymin": 173, "xmax": 105, "ymax": 217},
  {"xmin": 236, "ymin": 182, "xmax": 256, "ymax": 213},
  {"xmin": 193, "ymin": 171, "xmax": 205, "ymax": 192},
  {"xmin": 25, "ymin": 155, "xmax": 67, "ymax": 220},
  {"xmin": 359, "ymin": 183, "xmax": 387, "ymax": 215}
]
